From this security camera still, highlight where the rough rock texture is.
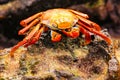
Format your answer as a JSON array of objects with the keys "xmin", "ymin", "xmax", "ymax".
[{"xmin": 0, "ymin": 32, "xmax": 120, "ymax": 80}]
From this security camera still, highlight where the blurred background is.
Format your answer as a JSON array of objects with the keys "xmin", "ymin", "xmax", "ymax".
[{"xmin": 0, "ymin": 0, "xmax": 120, "ymax": 49}]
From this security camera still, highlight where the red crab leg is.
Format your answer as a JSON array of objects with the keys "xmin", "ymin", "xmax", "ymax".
[
  {"xmin": 77, "ymin": 15, "xmax": 101, "ymax": 31},
  {"xmin": 79, "ymin": 26, "xmax": 91, "ymax": 44},
  {"xmin": 62, "ymin": 27, "xmax": 80, "ymax": 38},
  {"xmin": 78, "ymin": 21, "xmax": 112, "ymax": 45},
  {"xmin": 69, "ymin": 9, "xmax": 89, "ymax": 19},
  {"xmin": 51, "ymin": 30, "xmax": 62, "ymax": 42},
  {"xmin": 20, "ymin": 12, "xmax": 43, "ymax": 27},
  {"xmin": 10, "ymin": 23, "xmax": 40, "ymax": 57},
  {"xmin": 24, "ymin": 26, "xmax": 45, "ymax": 47},
  {"xmin": 18, "ymin": 18, "xmax": 40, "ymax": 35}
]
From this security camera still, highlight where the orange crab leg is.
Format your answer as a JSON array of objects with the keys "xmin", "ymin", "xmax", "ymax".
[
  {"xmin": 69, "ymin": 9, "xmax": 89, "ymax": 19},
  {"xmin": 77, "ymin": 15, "xmax": 101, "ymax": 31},
  {"xmin": 51, "ymin": 30, "xmax": 62, "ymax": 42},
  {"xmin": 10, "ymin": 23, "xmax": 40, "ymax": 57},
  {"xmin": 24, "ymin": 26, "xmax": 45, "ymax": 47},
  {"xmin": 18, "ymin": 19, "xmax": 40, "ymax": 35},
  {"xmin": 62, "ymin": 27, "xmax": 80, "ymax": 38},
  {"xmin": 78, "ymin": 21, "xmax": 112, "ymax": 45},
  {"xmin": 10, "ymin": 39, "xmax": 27, "ymax": 57},
  {"xmin": 79, "ymin": 26, "xmax": 91, "ymax": 44},
  {"xmin": 20, "ymin": 12, "xmax": 43, "ymax": 27}
]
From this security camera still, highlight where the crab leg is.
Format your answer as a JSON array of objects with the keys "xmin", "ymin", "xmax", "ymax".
[
  {"xmin": 50, "ymin": 30, "xmax": 62, "ymax": 42},
  {"xmin": 77, "ymin": 15, "xmax": 101, "ymax": 31},
  {"xmin": 10, "ymin": 23, "xmax": 40, "ymax": 57},
  {"xmin": 62, "ymin": 27, "xmax": 80, "ymax": 38},
  {"xmin": 24, "ymin": 26, "xmax": 45, "ymax": 47},
  {"xmin": 69, "ymin": 9, "xmax": 89, "ymax": 19},
  {"xmin": 18, "ymin": 18, "xmax": 40, "ymax": 35},
  {"xmin": 79, "ymin": 26, "xmax": 91, "ymax": 44},
  {"xmin": 20, "ymin": 12, "xmax": 43, "ymax": 27},
  {"xmin": 78, "ymin": 21, "xmax": 112, "ymax": 45}
]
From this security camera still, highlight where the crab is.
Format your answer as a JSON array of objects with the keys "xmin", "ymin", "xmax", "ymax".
[{"xmin": 10, "ymin": 8, "xmax": 111, "ymax": 57}]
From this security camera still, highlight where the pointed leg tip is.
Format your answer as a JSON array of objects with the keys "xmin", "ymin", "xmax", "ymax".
[
  {"xmin": 18, "ymin": 31, "xmax": 22, "ymax": 35},
  {"xmin": 20, "ymin": 21, "xmax": 27, "ymax": 27},
  {"xmin": 9, "ymin": 51, "xmax": 14, "ymax": 58},
  {"xmin": 107, "ymin": 39, "xmax": 112, "ymax": 45}
]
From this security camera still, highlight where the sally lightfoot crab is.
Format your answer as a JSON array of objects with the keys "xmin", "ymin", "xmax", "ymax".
[{"xmin": 10, "ymin": 8, "xmax": 111, "ymax": 57}]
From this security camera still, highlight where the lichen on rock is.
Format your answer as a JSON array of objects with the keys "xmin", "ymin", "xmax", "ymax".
[{"xmin": 0, "ymin": 29, "xmax": 120, "ymax": 80}]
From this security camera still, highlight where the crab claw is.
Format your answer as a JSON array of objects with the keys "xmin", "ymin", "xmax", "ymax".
[
  {"xmin": 51, "ymin": 30, "xmax": 62, "ymax": 42},
  {"xmin": 62, "ymin": 27, "xmax": 80, "ymax": 38},
  {"xmin": 79, "ymin": 26, "xmax": 91, "ymax": 45}
]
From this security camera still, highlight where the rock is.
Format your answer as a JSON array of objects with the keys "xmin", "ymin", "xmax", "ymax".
[{"xmin": 0, "ymin": 31, "xmax": 119, "ymax": 80}]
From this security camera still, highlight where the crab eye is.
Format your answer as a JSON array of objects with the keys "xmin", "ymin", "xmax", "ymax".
[
  {"xmin": 65, "ymin": 28, "xmax": 71, "ymax": 32},
  {"xmin": 52, "ymin": 23, "xmax": 58, "ymax": 28}
]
